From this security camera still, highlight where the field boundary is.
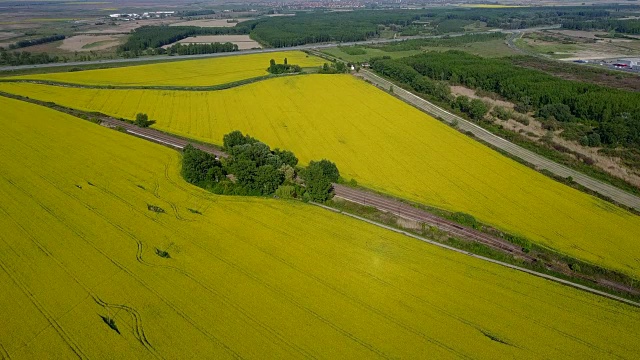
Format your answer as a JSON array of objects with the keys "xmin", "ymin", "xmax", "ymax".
[
  {"xmin": 312, "ymin": 202, "xmax": 640, "ymax": 308},
  {"xmin": 0, "ymin": 72, "xmax": 313, "ymax": 92}
]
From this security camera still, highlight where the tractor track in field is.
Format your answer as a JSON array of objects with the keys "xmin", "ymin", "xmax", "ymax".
[
  {"xmin": 0, "ymin": 180, "xmax": 162, "ymax": 359},
  {"xmin": 0, "ymin": 343, "xmax": 10, "ymax": 360},
  {"xmin": 2, "ymin": 92, "xmax": 640, "ymax": 307}
]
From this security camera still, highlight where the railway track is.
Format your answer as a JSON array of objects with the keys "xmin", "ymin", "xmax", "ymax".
[{"xmin": 333, "ymin": 184, "xmax": 532, "ymax": 260}]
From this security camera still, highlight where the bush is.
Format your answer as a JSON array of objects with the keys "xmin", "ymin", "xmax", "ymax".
[{"xmin": 135, "ymin": 113, "xmax": 151, "ymax": 127}]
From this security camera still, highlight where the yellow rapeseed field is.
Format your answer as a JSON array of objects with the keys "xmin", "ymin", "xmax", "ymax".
[
  {"xmin": 9, "ymin": 51, "xmax": 324, "ymax": 87},
  {"xmin": 1, "ymin": 96, "xmax": 639, "ymax": 358},
  {"xmin": 2, "ymin": 76, "xmax": 639, "ymax": 280}
]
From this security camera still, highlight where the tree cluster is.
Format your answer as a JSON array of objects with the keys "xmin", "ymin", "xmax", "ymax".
[
  {"xmin": 267, "ymin": 58, "xmax": 301, "ymax": 74},
  {"xmin": 182, "ymin": 131, "xmax": 339, "ymax": 202},
  {"xmin": 0, "ymin": 49, "xmax": 60, "ymax": 66},
  {"xmin": 370, "ymin": 57, "xmax": 451, "ymax": 103},
  {"xmin": 452, "ymin": 96, "xmax": 489, "ymax": 121},
  {"xmin": 317, "ymin": 62, "xmax": 348, "ymax": 74},
  {"xmin": 374, "ymin": 51, "xmax": 640, "ymax": 148}
]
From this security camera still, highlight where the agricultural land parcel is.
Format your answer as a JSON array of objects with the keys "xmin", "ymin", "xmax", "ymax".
[
  {"xmin": 9, "ymin": 51, "xmax": 324, "ymax": 87},
  {"xmin": 3, "ymin": 75, "xmax": 640, "ymax": 280},
  {"xmin": 0, "ymin": 96, "xmax": 639, "ymax": 359}
]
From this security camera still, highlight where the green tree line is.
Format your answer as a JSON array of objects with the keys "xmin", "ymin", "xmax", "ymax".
[
  {"xmin": 0, "ymin": 49, "xmax": 60, "ymax": 66},
  {"xmin": 5, "ymin": 34, "xmax": 65, "ymax": 50},
  {"xmin": 562, "ymin": 19, "xmax": 640, "ymax": 34},
  {"xmin": 166, "ymin": 42, "xmax": 238, "ymax": 56}
]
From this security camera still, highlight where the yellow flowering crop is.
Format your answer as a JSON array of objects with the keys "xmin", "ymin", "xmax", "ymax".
[
  {"xmin": 2, "ymin": 76, "xmax": 639, "ymax": 279},
  {"xmin": 9, "ymin": 51, "xmax": 324, "ymax": 87},
  {"xmin": 1, "ymin": 96, "xmax": 638, "ymax": 358}
]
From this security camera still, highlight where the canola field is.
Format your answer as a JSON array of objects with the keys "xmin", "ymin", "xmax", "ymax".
[
  {"xmin": 2, "ymin": 76, "xmax": 640, "ymax": 280},
  {"xmin": 9, "ymin": 51, "xmax": 324, "ymax": 87},
  {"xmin": 1, "ymin": 96, "xmax": 639, "ymax": 359}
]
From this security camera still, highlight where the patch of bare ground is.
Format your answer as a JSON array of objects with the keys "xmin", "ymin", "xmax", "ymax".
[
  {"xmin": 0, "ymin": 31, "xmax": 20, "ymax": 41},
  {"xmin": 58, "ymin": 34, "xmax": 124, "ymax": 52},
  {"xmin": 164, "ymin": 35, "xmax": 262, "ymax": 50},
  {"xmin": 452, "ymin": 85, "xmax": 640, "ymax": 187},
  {"xmin": 169, "ymin": 18, "xmax": 252, "ymax": 27}
]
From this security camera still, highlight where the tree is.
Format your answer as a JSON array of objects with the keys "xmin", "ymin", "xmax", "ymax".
[
  {"xmin": 468, "ymin": 99, "xmax": 489, "ymax": 121},
  {"xmin": 302, "ymin": 164, "xmax": 333, "ymax": 202},
  {"xmin": 311, "ymin": 159, "xmax": 340, "ymax": 182},
  {"xmin": 254, "ymin": 165, "xmax": 284, "ymax": 195},
  {"xmin": 135, "ymin": 113, "xmax": 150, "ymax": 127}
]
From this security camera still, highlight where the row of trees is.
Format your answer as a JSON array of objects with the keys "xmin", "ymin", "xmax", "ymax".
[
  {"xmin": 165, "ymin": 42, "xmax": 238, "ymax": 56},
  {"xmin": 379, "ymin": 51, "xmax": 640, "ymax": 148},
  {"xmin": 181, "ymin": 131, "xmax": 339, "ymax": 201},
  {"xmin": 0, "ymin": 49, "xmax": 60, "ymax": 66},
  {"xmin": 4, "ymin": 34, "xmax": 65, "ymax": 50}
]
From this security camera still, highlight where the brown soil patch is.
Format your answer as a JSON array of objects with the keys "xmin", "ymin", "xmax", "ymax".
[
  {"xmin": 59, "ymin": 34, "xmax": 124, "ymax": 52},
  {"xmin": 165, "ymin": 35, "xmax": 262, "ymax": 50},
  {"xmin": 450, "ymin": 85, "xmax": 514, "ymax": 109}
]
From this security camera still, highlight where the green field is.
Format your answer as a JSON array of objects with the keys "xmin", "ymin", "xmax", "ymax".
[
  {"xmin": 1, "ymin": 95, "xmax": 639, "ymax": 358},
  {"xmin": 2, "ymin": 75, "xmax": 640, "ymax": 281}
]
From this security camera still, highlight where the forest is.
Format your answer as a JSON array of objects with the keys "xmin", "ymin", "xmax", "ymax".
[
  {"xmin": 562, "ymin": 19, "xmax": 640, "ymax": 34},
  {"xmin": 118, "ymin": 25, "xmax": 251, "ymax": 55},
  {"xmin": 371, "ymin": 51, "xmax": 640, "ymax": 148}
]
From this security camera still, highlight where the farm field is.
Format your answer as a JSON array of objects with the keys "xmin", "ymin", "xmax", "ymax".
[
  {"xmin": 1, "ymin": 96, "xmax": 639, "ymax": 358},
  {"xmin": 2, "ymin": 75, "xmax": 640, "ymax": 280},
  {"xmin": 8, "ymin": 51, "xmax": 324, "ymax": 87}
]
